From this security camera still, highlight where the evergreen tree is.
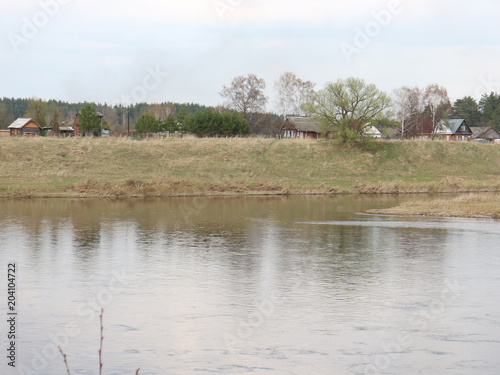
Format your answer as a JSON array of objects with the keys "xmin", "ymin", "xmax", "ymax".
[
  {"xmin": 79, "ymin": 103, "xmax": 102, "ymax": 136},
  {"xmin": 136, "ymin": 113, "xmax": 160, "ymax": 134},
  {"xmin": 479, "ymin": 92, "xmax": 500, "ymax": 130},
  {"xmin": 451, "ymin": 96, "xmax": 481, "ymax": 126}
]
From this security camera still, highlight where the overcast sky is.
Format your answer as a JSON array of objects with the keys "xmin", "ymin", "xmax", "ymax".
[{"xmin": 1, "ymin": 0, "xmax": 499, "ymax": 111}]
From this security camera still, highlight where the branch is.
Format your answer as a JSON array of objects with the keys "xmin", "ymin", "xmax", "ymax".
[
  {"xmin": 58, "ymin": 346, "xmax": 71, "ymax": 375},
  {"xmin": 99, "ymin": 308, "xmax": 104, "ymax": 375}
]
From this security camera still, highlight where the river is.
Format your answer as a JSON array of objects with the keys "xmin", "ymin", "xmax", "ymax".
[{"xmin": 1, "ymin": 196, "xmax": 499, "ymax": 375}]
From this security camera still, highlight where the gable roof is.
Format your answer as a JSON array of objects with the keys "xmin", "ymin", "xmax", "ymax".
[
  {"xmin": 470, "ymin": 126, "xmax": 500, "ymax": 140},
  {"xmin": 364, "ymin": 125, "xmax": 382, "ymax": 136},
  {"xmin": 284, "ymin": 117, "xmax": 323, "ymax": 133},
  {"xmin": 8, "ymin": 118, "xmax": 41, "ymax": 129},
  {"xmin": 436, "ymin": 119, "xmax": 472, "ymax": 135}
]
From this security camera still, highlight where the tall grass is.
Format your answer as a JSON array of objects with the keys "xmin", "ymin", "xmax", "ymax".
[
  {"xmin": 1, "ymin": 137, "xmax": 499, "ymax": 197},
  {"xmin": 368, "ymin": 193, "xmax": 500, "ymax": 219}
]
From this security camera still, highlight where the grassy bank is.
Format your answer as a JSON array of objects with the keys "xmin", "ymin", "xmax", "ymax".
[
  {"xmin": 367, "ymin": 193, "xmax": 500, "ymax": 219},
  {"xmin": 0, "ymin": 137, "xmax": 499, "ymax": 198}
]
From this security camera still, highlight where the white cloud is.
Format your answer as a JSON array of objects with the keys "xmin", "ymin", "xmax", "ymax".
[{"xmin": 1, "ymin": 0, "xmax": 500, "ymax": 105}]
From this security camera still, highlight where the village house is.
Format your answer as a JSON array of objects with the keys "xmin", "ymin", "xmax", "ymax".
[
  {"xmin": 280, "ymin": 117, "xmax": 323, "ymax": 139},
  {"xmin": 363, "ymin": 125, "xmax": 383, "ymax": 138},
  {"xmin": 414, "ymin": 118, "xmax": 472, "ymax": 141},
  {"xmin": 58, "ymin": 124, "xmax": 75, "ymax": 137},
  {"xmin": 7, "ymin": 118, "xmax": 42, "ymax": 136},
  {"xmin": 470, "ymin": 127, "xmax": 500, "ymax": 144}
]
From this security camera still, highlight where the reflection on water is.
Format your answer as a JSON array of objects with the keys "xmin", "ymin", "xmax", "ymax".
[{"xmin": 0, "ymin": 196, "xmax": 499, "ymax": 375}]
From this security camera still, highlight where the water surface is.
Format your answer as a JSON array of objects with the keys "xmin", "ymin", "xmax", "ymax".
[{"xmin": 0, "ymin": 196, "xmax": 499, "ymax": 375}]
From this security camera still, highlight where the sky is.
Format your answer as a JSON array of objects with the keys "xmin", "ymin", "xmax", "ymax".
[{"xmin": 1, "ymin": 0, "xmax": 500, "ymax": 111}]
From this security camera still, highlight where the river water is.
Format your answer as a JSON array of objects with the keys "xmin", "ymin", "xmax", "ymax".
[{"xmin": 0, "ymin": 196, "xmax": 499, "ymax": 375}]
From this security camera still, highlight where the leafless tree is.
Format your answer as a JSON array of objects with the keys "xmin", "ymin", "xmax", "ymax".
[
  {"xmin": 219, "ymin": 73, "xmax": 268, "ymax": 119},
  {"xmin": 50, "ymin": 108, "xmax": 62, "ymax": 135},
  {"xmin": 423, "ymin": 84, "xmax": 451, "ymax": 137},
  {"xmin": 392, "ymin": 86, "xmax": 423, "ymax": 139},
  {"xmin": 25, "ymin": 98, "xmax": 47, "ymax": 127},
  {"xmin": 274, "ymin": 72, "xmax": 315, "ymax": 117},
  {"xmin": 100, "ymin": 106, "xmax": 120, "ymax": 133},
  {"xmin": 150, "ymin": 103, "xmax": 176, "ymax": 121}
]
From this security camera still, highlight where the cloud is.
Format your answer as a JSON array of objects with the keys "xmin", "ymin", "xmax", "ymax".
[{"xmin": 1, "ymin": 0, "xmax": 500, "ymax": 105}]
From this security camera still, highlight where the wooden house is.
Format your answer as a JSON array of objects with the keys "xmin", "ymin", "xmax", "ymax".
[
  {"xmin": 280, "ymin": 117, "xmax": 323, "ymax": 139},
  {"xmin": 363, "ymin": 125, "xmax": 383, "ymax": 138},
  {"xmin": 414, "ymin": 118, "xmax": 472, "ymax": 141},
  {"xmin": 470, "ymin": 127, "xmax": 500, "ymax": 144},
  {"xmin": 7, "ymin": 118, "xmax": 42, "ymax": 136},
  {"xmin": 59, "ymin": 125, "xmax": 75, "ymax": 137}
]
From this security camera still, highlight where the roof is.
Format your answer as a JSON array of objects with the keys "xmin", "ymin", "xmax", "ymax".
[
  {"xmin": 364, "ymin": 125, "xmax": 382, "ymax": 136},
  {"xmin": 284, "ymin": 117, "xmax": 323, "ymax": 133},
  {"xmin": 8, "ymin": 118, "xmax": 39, "ymax": 129},
  {"xmin": 435, "ymin": 119, "xmax": 471, "ymax": 135},
  {"xmin": 470, "ymin": 126, "xmax": 500, "ymax": 140}
]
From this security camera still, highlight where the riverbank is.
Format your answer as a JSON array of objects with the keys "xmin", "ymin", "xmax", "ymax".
[
  {"xmin": 0, "ymin": 137, "xmax": 499, "ymax": 198},
  {"xmin": 367, "ymin": 193, "xmax": 500, "ymax": 219}
]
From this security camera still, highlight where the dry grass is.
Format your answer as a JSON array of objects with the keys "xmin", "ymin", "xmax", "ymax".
[
  {"xmin": 368, "ymin": 193, "xmax": 500, "ymax": 219},
  {"xmin": 0, "ymin": 137, "xmax": 499, "ymax": 198}
]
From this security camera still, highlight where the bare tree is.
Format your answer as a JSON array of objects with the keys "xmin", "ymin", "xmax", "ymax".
[
  {"xmin": 423, "ymin": 84, "xmax": 451, "ymax": 137},
  {"xmin": 50, "ymin": 108, "xmax": 62, "ymax": 135},
  {"xmin": 219, "ymin": 73, "xmax": 268, "ymax": 119},
  {"xmin": 392, "ymin": 86, "xmax": 423, "ymax": 139},
  {"xmin": 25, "ymin": 98, "xmax": 47, "ymax": 127},
  {"xmin": 150, "ymin": 103, "xmax": 176, "ymax": 121},
  {"xmin": 101, "ymin": 106, "xmax": 120, "ymax": 134},
  {"xmin": 274, "ymin": 72, "xmax": 315, "ymax": 117}
]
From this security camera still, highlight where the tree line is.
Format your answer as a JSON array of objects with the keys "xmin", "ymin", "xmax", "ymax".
[
  {"xmin": 0, "ymin": 99, "xmax": 212, "ymax": 134},
  {"xmin": 2, "ymin": 72, "xmax": 500, "ymax": 140},
  {"xmin": 217, "ymin": 73, "xmax": 500, "ymax": 141}
]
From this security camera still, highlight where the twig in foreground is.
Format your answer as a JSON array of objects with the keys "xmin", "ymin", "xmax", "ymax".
[
  {"xmin": 99, "ymin": 308, "xmax": 104, "ymax": 375},
  {"xmin": 58, "ymin": 346, "xmax": 71, "ymax": 375}
]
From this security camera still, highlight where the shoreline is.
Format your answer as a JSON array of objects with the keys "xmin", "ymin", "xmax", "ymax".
[
  {"xmin": 1, "ymin": 138, "xmax": 499, "ymax": 217},
  {"xmin": 1, "ymin": 186, "xmax": 500, "ymax": 200},
  {"xmin": 366, "ymin": 193, "xmax": 500, "ymax": 219}
]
